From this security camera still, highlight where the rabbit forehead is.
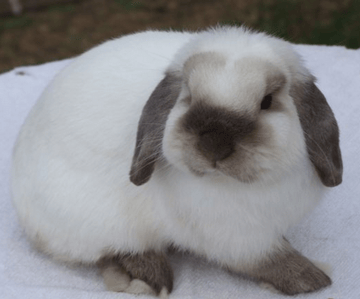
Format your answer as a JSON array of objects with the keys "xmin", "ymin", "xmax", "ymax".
[{"xmin": 185, "ymin": 53, "xmax": 286, "ymax": 111}]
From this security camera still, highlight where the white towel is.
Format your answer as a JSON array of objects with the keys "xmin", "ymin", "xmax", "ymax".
[{"xmin": 1, "ymin": 44, "xmax": 359, "ymax": 299}]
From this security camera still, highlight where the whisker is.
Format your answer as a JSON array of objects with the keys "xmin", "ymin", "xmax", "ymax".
[
  {"xmin": 131, "ymin": 151, "xmax": 166, "ymax": 174},
  {"xmin": 137, "ymin": 122, "xmax": 167, "ymax": 125},
  {"xmin": 302, "ymin": 130, "xmax": 335, "ymax": 183},
  {"xmin": 135, "ymin": 138, "xmax": 164, "ymax": 150}
]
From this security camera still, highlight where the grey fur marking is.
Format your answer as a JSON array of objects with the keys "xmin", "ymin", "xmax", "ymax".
[
  {"xmin": 291, "ymin": 80, "xmax": 343, "ymax": 187},
  {"xmin": 182, "ymin": 102, "xmax": 256, "ymax": 164},
  {"xmin": 130, "ymin": 72, "xmax": 182, "ymax": 186},
  {"xmin": 246, "ymin": 238, "xmax": 331, "ymax": 295},
  {"xmin": 98, "ymin": 251, "xmax": 173, "ymax": 295}
]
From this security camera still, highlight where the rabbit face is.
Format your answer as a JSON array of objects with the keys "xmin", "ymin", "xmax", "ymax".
[
  {"xmin": 162, "ymin": 53, "xmax": 305, "ymax": 183},
  {"xmin": 130, "ymin": 28, "xmax": 342, "ymax": 188}
]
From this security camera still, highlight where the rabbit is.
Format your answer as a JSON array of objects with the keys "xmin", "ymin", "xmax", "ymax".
[{"xmin": 11, "ymin": 26, "xmax": 342, "ymax": 297}]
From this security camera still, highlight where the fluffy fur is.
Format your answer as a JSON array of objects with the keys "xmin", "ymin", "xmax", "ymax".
[{"xmin": 11, "ymin": 26, "xmax": 342, "ymax": 295}]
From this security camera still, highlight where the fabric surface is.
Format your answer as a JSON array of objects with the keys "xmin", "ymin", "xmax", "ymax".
[{"xmin": 1, "ymin": 44, "xmax": 359, "ymax": 299}]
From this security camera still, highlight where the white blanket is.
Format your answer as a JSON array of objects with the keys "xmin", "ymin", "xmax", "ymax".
[{"xmin": 1, "ymin": 44, "xmax": 359, "ymax": 299}]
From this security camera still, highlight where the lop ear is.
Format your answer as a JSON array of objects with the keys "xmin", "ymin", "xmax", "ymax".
[
  {"xmin": 291, "ymin": 78, "xmax": 343, "ymax": 187},
  {"xmin": 130, "ymin": 72, "xmax": 182, "ymax": 186}
]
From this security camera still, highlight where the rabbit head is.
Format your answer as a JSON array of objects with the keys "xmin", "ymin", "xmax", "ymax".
[{"xmin": 130, "ymin": 27, "xmax": 342, "ymax": 187}]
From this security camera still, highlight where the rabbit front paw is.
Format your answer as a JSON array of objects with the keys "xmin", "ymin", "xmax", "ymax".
[
  {"xmin": 247, "ymin": 240, "xmax": 331, "ymax": 295},
  {"xmin": 98, "ymin": 250, "xmax": 173, "ymax": 297}
]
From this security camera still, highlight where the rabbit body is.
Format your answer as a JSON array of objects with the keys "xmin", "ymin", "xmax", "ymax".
[
  {"xmin": 11, "ymin": 27, "xmax": 338, "ymax": 276},
  {"xmin": 12, "ymin": 30, "xmax": 193, "ymax": 262}
]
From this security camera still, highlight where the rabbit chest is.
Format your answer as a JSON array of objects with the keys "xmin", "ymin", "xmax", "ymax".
[{"xmin": 151, "ymin": 162, "xmax": 324, "ymax": 266}]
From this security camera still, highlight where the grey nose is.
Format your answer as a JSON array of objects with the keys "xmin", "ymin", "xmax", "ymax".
[{"xmin": 198, "ymin": 131, "xmax": 235, "ymax": 163}]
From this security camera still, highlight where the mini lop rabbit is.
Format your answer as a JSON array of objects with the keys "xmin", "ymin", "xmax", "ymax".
[{"xmin": 11, "ymin": 26, "xmax": 342, "ymax": 297}]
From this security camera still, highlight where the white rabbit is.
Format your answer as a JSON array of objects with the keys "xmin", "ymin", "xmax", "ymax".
[{"xmin": 11, "ymin": 26, "xmax": 342, "ymax": 296}]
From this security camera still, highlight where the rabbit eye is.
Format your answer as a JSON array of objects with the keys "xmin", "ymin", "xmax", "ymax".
[{"xmin": 261, "ymin": 94, "xmax": 272, "ymax": 110}]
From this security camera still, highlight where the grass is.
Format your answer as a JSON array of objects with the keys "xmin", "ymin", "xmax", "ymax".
[
  {"xmin": 113, "ymin": 0, "xmax": 143, "ymax": 10},
  {"xmin": 1, "ymin": 16, "xmax": 33, "ymax": 30},
  {"xmin": 0, "ymin": 0, "xmax": 359, "ymax": 74},
  {"xmin": 47, "ymin": 4, "xmax": 76, "ymax": 13},
  {"xmin": 225, "ymin": 0, "xmax": 360, "ymax": 48}
]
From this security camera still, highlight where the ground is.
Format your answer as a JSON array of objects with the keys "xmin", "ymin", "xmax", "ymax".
[{"xmin": 0, "ymin": 0, "xmax": 359, "ymax": 74}]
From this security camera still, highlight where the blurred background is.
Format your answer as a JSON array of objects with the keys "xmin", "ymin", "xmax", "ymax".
[{"xmin": 0, "ymin": 0, "xmax": 359, "ymax": 74}]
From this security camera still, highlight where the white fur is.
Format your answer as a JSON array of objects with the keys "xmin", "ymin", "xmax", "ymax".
[{"xmin": 12, "ymin": 26, "xmax": 324, "ymax": 275}]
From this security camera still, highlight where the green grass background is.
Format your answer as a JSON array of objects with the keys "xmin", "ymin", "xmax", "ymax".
[{"xmin": 1, "ymin": 0, "xmax": 359, "ymax": 74}]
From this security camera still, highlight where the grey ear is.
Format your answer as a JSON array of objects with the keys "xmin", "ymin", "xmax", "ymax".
[
  {"xmin": 291, "ymin": 79, "xmax": 343, "ymax": 187},
  {"xmin": 129, "ymin": 72, "xmax": 182, "ymax": 186}
]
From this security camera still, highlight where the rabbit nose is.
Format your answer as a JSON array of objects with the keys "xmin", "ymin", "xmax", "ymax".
[{"xmin": 198, "ymin": 131, "xmax": 235, "ymax": 163}]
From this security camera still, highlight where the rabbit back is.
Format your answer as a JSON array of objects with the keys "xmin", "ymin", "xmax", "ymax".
[{"xmin": 11, "ymin": 30, "xmax": 193, "ymax": 262}]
